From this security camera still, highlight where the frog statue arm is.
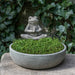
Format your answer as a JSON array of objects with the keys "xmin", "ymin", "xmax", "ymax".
[
  {"xmin": 24, "ymin": 24, "xmax": 32, "ymax": 32},
  {"xmin": 25, "ymin": 24, "xmax": 36, "ymax": 32},
  {"xmin": 24, "ymin": 16, "xmax": 32, "ymax": 32}
]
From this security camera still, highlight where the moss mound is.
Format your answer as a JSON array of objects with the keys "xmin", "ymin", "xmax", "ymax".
[{"xmin": 11, "ymin": 37, "xmax": 64, "ymax": 54}]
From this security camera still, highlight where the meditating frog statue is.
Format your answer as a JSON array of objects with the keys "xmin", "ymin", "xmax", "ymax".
[{"xmin": 21, "ymin": 16, "xmax": 47, "ymax": 39}]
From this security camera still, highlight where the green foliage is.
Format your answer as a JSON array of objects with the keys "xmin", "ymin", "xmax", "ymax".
[
  {"xmin": 0, "ymin": 0, "xmax": 24, "ymax": 58},
  {"xmin": 0, "ymin": 0, "xmax": 75, "ymax": 57},
  {"xmin": 29, "ymin": 0, "xmax": 75, "ymax": 53},
  {"xmin": 12, "ymin": 37, "xmax": 64, "ymax": 54}
]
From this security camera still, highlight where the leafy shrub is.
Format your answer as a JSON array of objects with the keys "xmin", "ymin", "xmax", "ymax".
[
  {"xmin": 0, "ymin": 0, "xmax": 75, "ymax": 58},
  {"xmin": 0, "ymin": 0, "xmax": 24, "ymax": 58},
  {"xmin": 11, "ymin": 37, "xmax": 64, "ymax": 54},
  {"xmin": 29, "ymin": 0, "xmax": 75, "ymax": 53}
]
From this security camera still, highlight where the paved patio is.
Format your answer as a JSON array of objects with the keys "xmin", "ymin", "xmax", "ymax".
[{"xmin": 0, "ymin": 53, "xmax": 75, "ymax": 75}]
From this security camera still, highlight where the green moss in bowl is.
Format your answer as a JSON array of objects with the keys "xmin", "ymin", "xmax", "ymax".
[{"xmin": 11, "ymin": 37, "xmax": 64, "ymax": 54}]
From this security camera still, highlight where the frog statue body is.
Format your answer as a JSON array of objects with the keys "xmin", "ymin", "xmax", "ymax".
[
  {"xmin": 21, "ymin": 16, "xmax": 47, "ymax": 39},
  {"xmin": 25, "ymin": 16, "xmax": 42, "ymax": 32}
]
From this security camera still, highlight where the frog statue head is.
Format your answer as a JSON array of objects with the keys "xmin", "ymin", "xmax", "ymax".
[{"xmin": 28, "ymin": 16, "xmax": 39, "ymax": 26}]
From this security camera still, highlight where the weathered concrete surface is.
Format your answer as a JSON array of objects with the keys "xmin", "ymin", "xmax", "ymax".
[
  {"xmin": 0, "ymin": 63, "xmax": 1, "ymax": 75},
  {"xmin": 0, "ymin": 53, "xmax": 75, "ymax": 75}
]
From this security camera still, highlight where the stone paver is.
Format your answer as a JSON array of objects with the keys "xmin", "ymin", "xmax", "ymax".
[{"xmin": 0, "ymin": 53, "xmax": 75, "ymax": 75}]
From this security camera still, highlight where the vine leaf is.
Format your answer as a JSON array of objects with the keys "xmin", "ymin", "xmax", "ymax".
[
  {"xmin": 65, "ymin": 10, "xmax": 73, "ymax": 20},
  {"xmin": 38, "ymin": 0, "xmax": 45, "ymax": 4},
  {"xmin": 56, "ymin": 25, "xmax": 66, "ymax": 34},
  {"xmin": 68, "ymin": 43, "xmax": 73, "ymax": 52}
]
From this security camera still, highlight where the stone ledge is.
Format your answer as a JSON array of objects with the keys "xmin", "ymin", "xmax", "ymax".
[{"xmin": 0, "ymin": 53, "xmax": 75, "ymax": 75}]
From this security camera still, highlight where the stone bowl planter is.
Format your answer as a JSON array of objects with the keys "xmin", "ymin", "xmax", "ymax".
[{"xmin": 9, "ymin": 43, "xmax": 66, "ymax": 69}]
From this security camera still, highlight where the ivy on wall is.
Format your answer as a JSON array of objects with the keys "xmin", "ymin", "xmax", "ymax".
[
  {"xmin": 0, "ymin": 0, "xmax": 24, "ymax": 57},
  {"xmin": 29, "ymin": 0, "xmax": 75, "ymax": 53},
  {"xmin": 0, "ymin": 0, "xmax": 75, "ymax": 57}
]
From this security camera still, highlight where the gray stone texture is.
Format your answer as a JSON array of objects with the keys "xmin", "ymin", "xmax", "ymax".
[
  {"xmin": 9, "ymin": 43, "xmax": 66, "ymax": 69},
  {"xmin": 0, "ymin": 53, "xmax": 75, "ymax": 75}
]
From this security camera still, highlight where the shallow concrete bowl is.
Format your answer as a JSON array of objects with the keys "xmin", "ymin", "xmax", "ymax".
[{"xmin": 9, "ymin": 43, "xmax": 66, "ymax": 69}]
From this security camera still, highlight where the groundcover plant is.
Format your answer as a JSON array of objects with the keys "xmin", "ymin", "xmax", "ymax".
[{"xmin": 11, "ymin": 37, "xmax": 64, "ymax": 54}]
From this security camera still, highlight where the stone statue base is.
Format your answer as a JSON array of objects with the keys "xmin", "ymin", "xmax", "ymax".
[{"xmin": 21, "ymin": 34, "xmax": 47, "ymax": 39}]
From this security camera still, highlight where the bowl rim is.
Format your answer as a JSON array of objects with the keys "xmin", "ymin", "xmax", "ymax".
[{"xmin": 9, "ymin": 43, "xmax": 66, "ymax": 56}]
